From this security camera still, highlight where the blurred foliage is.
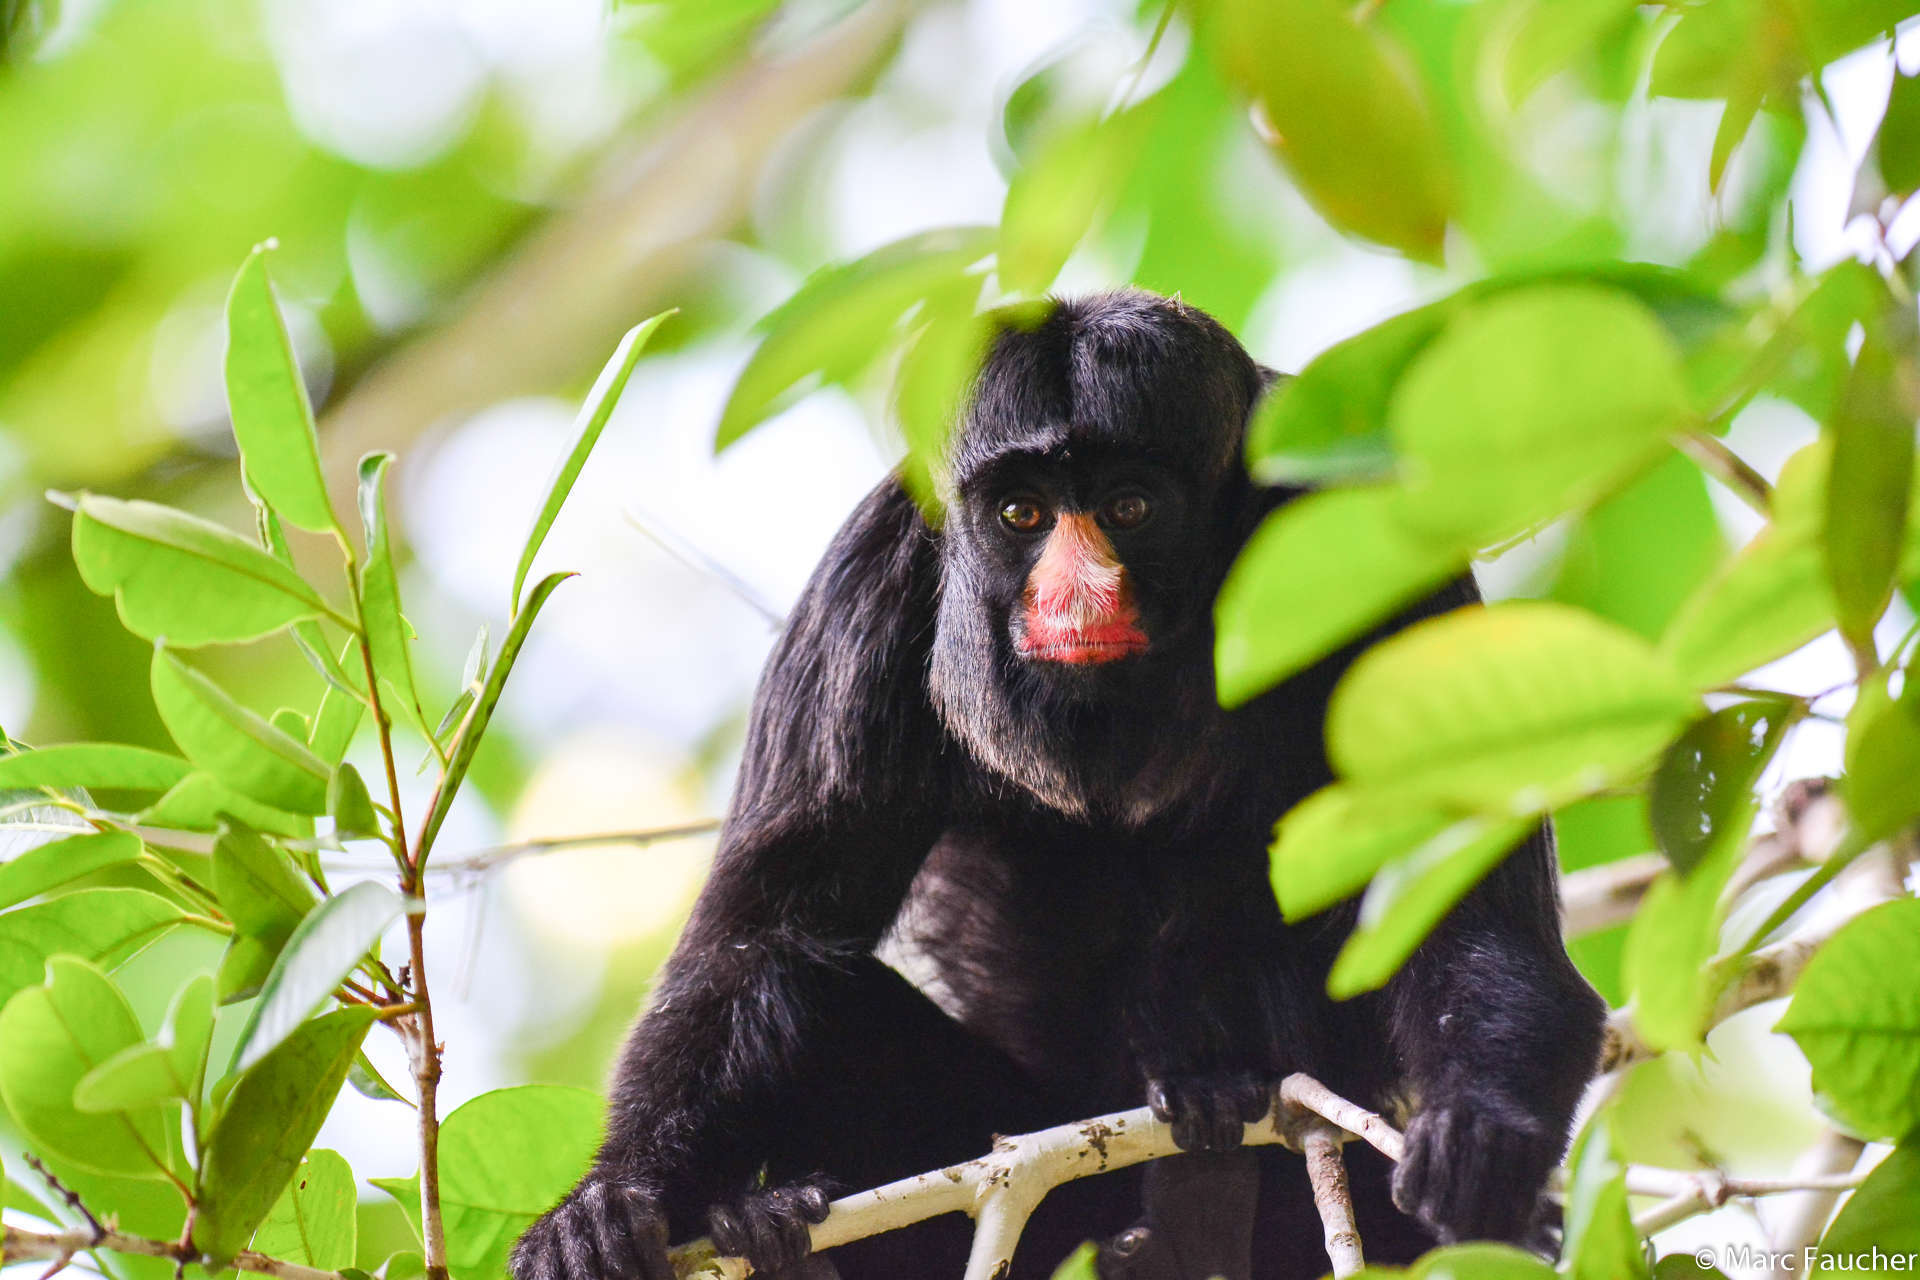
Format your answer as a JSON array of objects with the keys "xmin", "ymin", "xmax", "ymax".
[{"xmin": 4, "ymin": 0, "xmax": 1920, "ymax": 1276}]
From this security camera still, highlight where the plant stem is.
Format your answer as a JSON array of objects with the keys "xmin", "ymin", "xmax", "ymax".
[
  {"xmin": 404, "ymin": 907, "xmax": 448, "ymax": 1280},
  {"xmin": 1676, "ymin": 432, "xmax": 1772, "ymax": 516}
]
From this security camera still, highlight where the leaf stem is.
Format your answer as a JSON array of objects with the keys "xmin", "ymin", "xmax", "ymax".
[{"xmin": 1676, "ymin": 432, "xmax": 1772, "ymax": 516}]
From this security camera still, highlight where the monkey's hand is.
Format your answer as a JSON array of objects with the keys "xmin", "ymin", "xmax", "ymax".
[
  {"xmin": 1146, "ymin": 1072, "xmax": 1272, "ymax": 1153},
  {"xmin": 511, "ymin": 1176, "xmax": 672, "ymax": 1280},
  {"xmin": 1391, "ymin": 1103, "xmax": 1561, "ymax": 1246},
  {"xmin": 707, "ymin": 1180, "xmax": 835, "ymax": 1274}
]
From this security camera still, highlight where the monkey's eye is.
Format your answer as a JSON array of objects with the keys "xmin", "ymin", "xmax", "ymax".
[
  {"xmin": 999, "ymin": 497, "xmax": 1051, "ymax": 533},
  {"xmin": 1100, "ymin": 492, "xmax": 1152, "ymax": 530}
]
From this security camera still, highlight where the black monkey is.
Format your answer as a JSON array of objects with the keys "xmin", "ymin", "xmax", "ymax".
[{"xmin": 511, "ymin": 291, "xmax": 1606, "ymax": 1280}]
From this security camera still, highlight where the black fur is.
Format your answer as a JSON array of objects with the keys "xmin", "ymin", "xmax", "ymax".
[{"xmin": 511, "ymin": 290, "xmax": 1606, "ymax": 1280}]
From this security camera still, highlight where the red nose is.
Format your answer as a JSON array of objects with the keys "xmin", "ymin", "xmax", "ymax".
[{"xmin": 1016, "ymin": 513, "xmax": 1148, "ymax": 665}]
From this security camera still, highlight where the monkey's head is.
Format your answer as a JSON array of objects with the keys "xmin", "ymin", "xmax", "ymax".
[{"xmin": 928, "ymin": 290, "xmax": 1269, "ymax": 817}]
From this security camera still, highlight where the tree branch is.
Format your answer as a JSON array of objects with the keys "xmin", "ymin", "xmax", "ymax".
[{"xmin": 0, "ymin": 1225, "xmax": 343, "ymax": 1280}]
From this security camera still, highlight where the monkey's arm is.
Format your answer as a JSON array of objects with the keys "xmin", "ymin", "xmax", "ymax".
[
  {"xmin": 512, "ymin": 482, "xmax": 948, "ymax": 1280},
  {"xmin": 1383, "ymin": 826, "xmax": 1607, "ymax": 1245}
]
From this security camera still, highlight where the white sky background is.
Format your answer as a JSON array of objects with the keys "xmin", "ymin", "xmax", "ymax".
[{"xmin": 3, "ymin": 0, "xmax": 1906, "ymax": 1259}]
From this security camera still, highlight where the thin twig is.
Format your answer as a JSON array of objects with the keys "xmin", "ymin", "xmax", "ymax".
[
  {"xmin": 1, "ymin": 1226, "xmax": 345, "ymax": 1280},
  {"xmin": 1675, "ymin": 432, "xmax": 1773, "ymax": 516},
  {"xmin": 1301, "ymin": 1123, "xmax": 1364, "ymax": 1277}
]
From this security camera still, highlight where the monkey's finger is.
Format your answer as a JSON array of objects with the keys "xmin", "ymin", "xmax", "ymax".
[
  {"xmin": 796, "ymin": 1183, "xmax": 833, "ymax": 1225},
  {"xmin": 1146, "ymin": 1079, "xmax": 1177, "ymax": 1124}
]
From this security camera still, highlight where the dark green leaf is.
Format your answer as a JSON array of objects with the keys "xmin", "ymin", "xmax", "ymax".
[
  {"xmin": 1817, "ymin": 1142, "xmax": 1920, "ymax": 1258},
  {"xmin": 1878, "ymin": 72, "xmax": 1920, "ymax": 195},
  {"xmin": 715, "ymin": 227, "xmax": 995, "ymax": 451},
  {"xmin": 0, "ymin": 744, "xmax": 190, "ymax": 793},
  {"xmin": 1776, "ymin": 899, "xmax": 1920, "ymax": 1140},
  {"xmin": 1215, "ymin": 486, "xmax": 1467, "ymax": 704},
  {"xmin": 224, "ymin": 245, "xmax": 339, "ymax": 534},
  {"xmin": 1326, "ymin": 603, "xmax": 1697, "ymax": 810},
  {"xmin": 354, "ymin": 453, "xmax": 430, "ymax": 741},
  {"xmin": 231, "ymin": 880, "xmax": 404, "ymax": 1072},
  {"xmin": 151, "ymin": 648, "xmax": 329, "ymax": 815},
  {"xmin": 1388, "ymin": 286, "xmax": 1691, "ymax": 543},
  {"xmin": 1207, "ymin": 0, "xmax": 1454, "ymax": 259},
  {"xmin": 513, "ymin": 312, "xmax": 672, "ymax": 615},
  {"xmin": 0, "ymin": 829, "xmax": 143, "ymax": 911},
  {"xmin": 0, "ymin": 956, "xmax": 173, "ymax": 1178},
  {"xmin": 1648, "ymin": 698, "xmax": 1796, "ymax": 875},
  {"xmin": 251, "ymin": 1148, "xmax": 357, "ymax": 1270},
  {"xmin": 70, "ymin": 495, "xmax": 334, "ymax": 646},
  {"xmin": 0, "ymin": 887, "xmax": 192, "ymax": 1010},
  {"xmin": 348, "ymin": 1051, "xmax": 412, "ymax": 1107},
  {"xmin": 1824, "ymin": 335, "xmax": 1915, "ymax": 653},
  {"xmin": 415, "ymin": 572, "xmax": 573, "ymax": 861},
  {"xmin": 195, "ymin": 1007, "xmax": 376, "ymax": 1261}
]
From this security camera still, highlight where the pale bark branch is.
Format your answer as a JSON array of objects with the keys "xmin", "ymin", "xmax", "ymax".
[
  {"xmin": 0, "ymin": 1226, "xmax": 342, "ymax": 1280},
  {"xmin": 1300, "ymin": 1123, "xmax": 1364, "ymax": 1278}
]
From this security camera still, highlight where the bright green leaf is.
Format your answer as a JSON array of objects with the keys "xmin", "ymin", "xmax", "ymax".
[
  {"xmin": 999, "ymin": 106, "xmax": 1151, "ymax": 295},
  {"xmin": 218, "ymin": 933, "xmax": 279, "ymax": 1005},
  {"xmin": 1215, "ymin": 487, "xmax": 1467, "ymax": 704},
  {"xmin": 0, "ymin": 887, "xmax": 192, "ymax": 1010},
  {"xmin": 196, "ymin": 1007, "xmax": 377, "ymax": 1261},
  {"xmin": 354, "ymin": 453, "xmax": 430, "ymax": 741},
  {"xmin": 70, "ymin": 495, "xmax": 334, "ymax": 647},
  {"xmin": 1411, "ymin": 1243, "xmax": 1557, "ymax": 1279},
  {"xmin": 1049, "ymin": 1243, "xmax": 1099, "ymax": 1280},
  {"xmin": 513, "ymin": 312, "xmax": 673, "ymax": 615},
  {"xmin": 151, "ymin": 649, "xmax": 328, "ymax": 815},
  {"xmin": 1270, "ymin": 783, "xmax": 1452, "ymax": 921},
  {"xmin": 1389, "ymin": 286, "xmax": 1692, "ymax": 543},
  {"xmin": 137, "ymin": 772, "xmax": 315, "ymax": 840},
  {"xmin": 327, "ymin": 763, "xmax": 381, "ymax": 840},
  {"xmin": 1621, "ymin": 827, "xmax": 1747, "ymax": 1054},
  {"xmin": 1878, "ymin": 72, "xmax": 1920, "ymax": 195},
  {"xmin": 73, "ymin": 1041, "xmax": 187, "ymax": 1113},
  {"xmin": 1327, "ymin": 603, "xmax": 1697, "ymax": 811},
  {"xmin": 1327, "ymin": 814, "xmax": 1534, "ymax": 997},
  {"xmin": 715, "ymin": 227, "xmax": 994, "ymax": 451},
  {"xmin": 1776, "ymin": 899, "xmax": 1920, "ymax": 1140},
  {"xmin": 1207, "ymin": 0, "xmax": 1453, "ymax": 259},
  {"xmin": 213, "ymin": 820, "xmax": 316, "ymax": 944},
  {"xmin": 1842, "ymin": 688, "xmax": 1920, "ymax": 844},
  {"xmin": 251, "ymin": 1149, "xmax": 358, "ymax": 1270},
  {"xmin": 0, "ymin": 743, "xmax": 190, "ymax": 793},
  {"xmin": 1562, "ymin": 1120, "xmax": 1647, "ymax": 1280},
  {"xmin": 308, "ymin": 639, "xmax": 367, "ymax": 767},
  {"xmin": 231, "ymin": 881, "xmax": 404, "ymax": 1072},
  {"xmin": 0, "ymin": 956, "xmax": 173, "ymax": 1178},
  {"xmin": 0, "ymin": 830, "xmax": 143, "ymax": 911},
  {"xmin": 164, "ymin": 972, "xmax": 216, "ymax": 1106},
  {"xmin": 1824, "ymin": 335, "xmax": 1915, "ymax": 654},
  {"xmin": 348, "ymin": 1051, "xmax": 412, "ymax": 1107},
  {"xmin": 415, "ymin": 572, "xmax": 573, "ymax": 861},
  {"xmin": 224, "ymin": 246, "xmax": 339, "ymax": 534}
]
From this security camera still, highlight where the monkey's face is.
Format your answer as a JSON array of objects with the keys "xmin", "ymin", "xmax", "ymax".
[{"xmin": 959, "ymin": 451, "xmax": 1202, "ymax": 678}]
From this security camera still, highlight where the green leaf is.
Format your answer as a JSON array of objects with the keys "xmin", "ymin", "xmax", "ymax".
[
  {"xmin": 998, "ymin": 106, "xmax": 1151, "ymax": 295},
  {"xmin": 1326, "ymin": 814, "xmax": 1533, "ymax": 997},
  {"xmin": 1206, "ymin": 0, "xmax": 1453, "ymax": 259},
  {"xmin": 1561, "ymin": 1120, "xmax": 1647, "ymax": 1280},
  {"xmin": 0, "ymin": 956, "xmax": 173, "ymax": 1178},
  {"xmin": 0, "ymin": 830, "xmax": 143, "ymax": 911},
  {"xmin": 1049, "ymin": 1243, "xmax": 1099, "ymax": 1280},
  {"xmin": 1824, "ymin": 335, "xmax": 1915, "ymax": 654},
  {"xmin": 308, "ymin": 639, "xmax": 367, "ymax": 767},
  {"xmin": 1776, "ymin": 899, "xmax": 1920, "ymax": 1140},
  {"xmin": 348, "ymin": 1051, "xmax": 412, "ymax": 1107},
  {"xmin": 152, "ymin": 649, "xmax": 329, "ymax": 815},
  {"xmin": 137, "ymin": 772, "xmax": 315, "ymax": 840},
  {"xmin": 1326, "ymin": 603, "xmax": 1697, "ymax": 812},
  {"xmin": 251, "ymin": 1148, "xmax": 358, "ymax": 1270},
  {"xmin": 415, "ymin": 572, "xmax": 573, "ymax": 862},
  {"xmin": 1411, "ymin": 1244, "xmax": 1557, "ymax": 1279},
  {"xmin": 412, "ymin": 1086, "xmax": 602, "ymax": 1280},
  {"xmin": 231, "ymin": 881, "xmax": 404, "ymax": 1073},
  {"xmin": 195, "ymin": 1007, "xmax": 376, "ymax": 1261},
  {"xmin": 1878, "ymin": 72, "xmax": 1920, "ymax": 195},
  {"xmin": 1244, "ymin": 303, "xmax": 1449, "ymax": 484},
  {"xmin": 70, "ymin": 495, "xmax": 334, "ymax": 646},
  {"xmin": 1270, "ymin": 783, "xmax": 1451, "ymax": 921},
  {"xmin": 715, "ymin": 227, "xmax": 995, "ymax": 451},
  {"xmin": 1648, "ymin": 698, "xmax": 1795, "ymax": 875},
  {"xmin": 354, "ymin": 453, "xmax": 430, "ymax": 741},
  {"xmin": 0, "ymin": 743, "xmax": 191, "ymax": 792},
  {"xmin": 224, "ymin": 246, "xmax": 339, "ymax": 534},
  {"xmin": 1817, "ymin": 1142, "xmax": 1920, "ymax": 1259},
  {"xmin": 1388, "ymin": 286, "xmax": 1692, "ymax": 543},
  {"xmin": 327, "ymin": 763, "xmax": 382, "ymax": 840},
  {"xmin": 164, "ymin": 972, "xmax": 216, "ymax": 1106},
  {"xmin": 218, "ymin": 934, "xmax": 279, "ymax": 1005},
  {"xmin": 893, "ymin": 283, "xmax": 1007, "ymax": 507},
  {"xmin": 1842, "ymin": 685, "xmax": 1920, "ymax": 844},
  {"xmin": 1215, "ymin": 487, "xmax": 1467, "ymax": 704},
  {"xmin": 512, "ymin": 312, "xmax": 673, "ymax": 615},
  {"xmin": 213, "ymin": 820, "xmax": 317, "ymax": 944},
  {"xmin": 0, "ymin": 887, "xmax": 191, "ymax": 1011},
  {"xmin": 73, "ymin": 1041, "xmax": 188, "ymax": 1113}
]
